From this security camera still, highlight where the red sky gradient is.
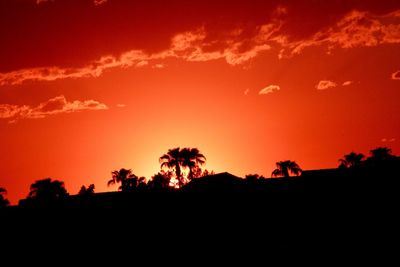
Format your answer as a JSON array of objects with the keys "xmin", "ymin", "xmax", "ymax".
[{"xmin": 1, "ymin": 0, "xmax": 400, "ymax": 204}]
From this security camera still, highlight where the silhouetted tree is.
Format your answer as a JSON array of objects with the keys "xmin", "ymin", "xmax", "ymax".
[
  {"xmin": 160, "ymin": 147, "xmax": 206, "ymax": 187},
  {"xmin": 181, "ymin": 148, "xmax": 206, "ymax": 180},
  {"xmin": 272, "ymin": 161, "xmax": 302, "ymax": 178},
  {"xmin": 107, "ymin": 168, "xmax": 144, "ymax": 192},
  {"xmin": 245, "ymin": 174, "xmax": 266, "ymax": 181},
  {"xmin": 148, "ymin": 171, "xmax": 173, "ymax": 191},
  {"xmin": 366, "ymin": 147, "xmax": 399, "ymax": 171},
  {"xmin": 191, "ymin": 166, "xmax": 203, "ymax": 179},
  {"xmin": 0, "ymin": 187, "xmax": 10, "ymax": 208},
  {"xmin": 160, "ymin": 148, "xmax": 183, "ymax": 185},
  {"xmin": 186, "ymin": 166, "xmax": 215, "ymax": 179},
  {"xmin": 201, "ymin": 169, "xmax": 215, "ymax": 177},
  {"xmin": 339, "ymin": 152, "xmax": 365, "ymax": 168},
  {"xmin": 79, "ymin": 184, "xmax": 95, "ymax": 195},
  {"xmin": 27, "ymin": 178, "xmax": 68, "ymax": 205},
  {"xmin": 123, "ymin": 176, "xmax": 147, "ymax": 192},
  {"xmin": 136, "ymin": 177, "xmax": 147, "ymax": 191},
  {"xmin": 368, "ymin": 147, "xmax": 394, "ymax": 161}
]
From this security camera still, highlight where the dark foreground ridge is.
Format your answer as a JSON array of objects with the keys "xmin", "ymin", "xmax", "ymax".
[{"xmin": 1, "ymin": 166, "xmax": 399, "ymax": 260}]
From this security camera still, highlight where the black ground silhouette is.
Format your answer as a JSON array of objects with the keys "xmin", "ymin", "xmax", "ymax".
[{"xmin": 1, "ymin": 147, "xmax": 399, "ymax": 260}]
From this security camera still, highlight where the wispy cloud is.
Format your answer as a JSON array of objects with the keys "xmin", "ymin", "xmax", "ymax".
[
  {"xmin": 93, "ymin": 0, "xmax": 107, "ymax": 6},
  {"xmin": 259, "ymin": 85, "xmax": 280, "ymax": 95},
  {"xmin": 381, "ymin": 138, "xmax": 396, "ymax": 142},
  {"xmin": 135, "ymin": 61, "xmax": 149, "ymax": 67},
  {"xmin": 0, "ymin": 95, "xmax": 108, "ymax": 123},
  {"xmin": 0, "ymin": 51, "xmax": 148, "ymax": 86},
  {"xmin": 244, "ymin": 89, "xmax": 250, "ymax": 95},
  {"xmin": 153, "ymin": 64, "xmax": 165, "ymax": 69},
  {"xmin": 0, "ymin": 27, "xmax": 274, "ymax": 86},
  {"xmin": 116, "ymin": 104, "xmax": 126, "ymax": 108},
  {"xmin": 391, "ymin": 70, "xmax": 400, "ymax": 80},
  {"xmin": 342, "ymin": 81, "xmax": 353, "ymax": 86},
  {"xmin": 36, "ymin": 0, "xmax": 52, "ymax": 4},
  {"xmin": 316, "ymin": 80, "xmax": 337, "ymax": 90},
  {"xmin": 1, "ymin": 9, "xmax": 399, "ymax": 86},
  {"xmin": 37, "ymin": 0, "xmax": 107, "ymax": 5},
  {"xmin": 282, "ymin": 10, "xmax": 400, "ymax": 57},
  {"xmin": 166, "ymin": 28, "xmax": 273, "ymax": 65}
]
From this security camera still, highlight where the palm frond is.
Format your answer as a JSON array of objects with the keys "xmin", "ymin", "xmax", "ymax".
[
  {"xmin": 107, "ymin": 179, "xmax": 115, "ymax": 187},
  {"xmin": 159, "ymin": 154, "xmax": 170, "ymax": 163},
  {"xmin": 291, "ymin": 167, "xmax": 302, "ymax": 176},
  {"xmin": 160, "ymin": 161, "xmax": 172, "ymax": 169},
  {"xmin": 272, "ymin": 169, "xmax": 282, "ymax": 177}
]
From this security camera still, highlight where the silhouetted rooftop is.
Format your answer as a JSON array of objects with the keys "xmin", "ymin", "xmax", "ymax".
[{"xmin": 182, "ymin": 172, "xmax": 244, "ymax": 192}]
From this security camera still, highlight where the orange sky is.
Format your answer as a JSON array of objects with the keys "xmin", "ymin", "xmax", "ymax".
[{"xmin": 1, "ymin": 0, "xmax": 400, "ymax": 204}]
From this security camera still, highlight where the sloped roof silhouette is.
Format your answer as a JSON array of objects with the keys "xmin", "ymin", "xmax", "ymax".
[{"xmin": 181, "ymin": 172, "xmax": 244, "ymax": 192}]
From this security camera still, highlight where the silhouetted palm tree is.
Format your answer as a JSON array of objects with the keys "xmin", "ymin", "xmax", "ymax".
[
  {"xmin": 181, "ymin": 148, "xmax": 206, "ymax": 180},
  {"xmin": 107, "ymin": 168, "xmax": 139, "ymax": 191},
  {"xmin": 136, "ymin": 177, "xmax": 147, "ymax": 191},
  {"xmin": 366, "ymin": 147, "xmax": 399, "ymax": 171},
  {"xmin": 148, "ymin": 171, "xmax": 172, "ymax": 190},
  {"xmin": 28, "ymin": 178, "xmax": 68, "ymax": 204},
  {"xmin": 369, "ymin": 147, "xmax": 394, "ymax": 161},
  {"xmin": 190, "ymin": 166, "xmax": 213, "ymax": 179},
  {"xmin": 160, "ymin": 147, "xmax": 183, "ymax": 186},
  {"xmin": 123, "ymin": 176, "xmax": 147, "ymax": 192},
  {"xmin": 79, "ymin": 184, "xmax": 95, "ymax": 195},
  {"xmin": 0, "ymin": 187, "xmax": 10, "ymax": 208},
  {"xmin": 272, "ymin": 161, "xmax": 302, "ymax": 178},
  {"xmin": 160, "ymin": 147, "xmax": 206, "ymax": 186},
  {"xmin": 339, "ymin": 152, "xmax": 365, "ymax": 168}
]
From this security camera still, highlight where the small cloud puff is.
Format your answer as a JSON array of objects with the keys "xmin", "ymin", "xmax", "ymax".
[
  {"xmin": 36, "ymin": 0, "xmax": 51, "ymax": 4},
  {"xmin": 381, "ymin": 138, "xmax": 396, "ymax": 142},
  {"xmin": 342, "ymin": 81, "xmax": 353, "ymax": 86},
  {"xmin": 259, "ymin": 85, "xmax": 280, "ymax": 95},
  {"xmin": 0, "ymin": 95, "xmax": 108, "ymax": 123},
  {"xmin": 391, "ymin": 70, "xmax": 400, "ymax": 80},
  {"xmin": 316, "ymin": 80, "xmax": 337, "ymax": 90},
  {"xmin": 94, "ymin": 0, "xmax": 108, "ymax": 6},
  {"xmin": 116, "ymin": 104, "xmax": 126, "ymax": 108},
  {"xmin": 244, "ymin": 89, "xmax": 250, "ymax": 95},
  {"xmin": 136, "ymin": 61, "xmax": 149, "ymax": 67},
  {"xmin": 153, "ymin": 64, "xmax": 165, "ymax": 69}
]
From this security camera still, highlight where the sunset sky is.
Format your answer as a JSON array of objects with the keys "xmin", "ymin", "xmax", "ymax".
[{"xmin": 1, "ymin": 0, "xmax": 400, "ymax": 204}]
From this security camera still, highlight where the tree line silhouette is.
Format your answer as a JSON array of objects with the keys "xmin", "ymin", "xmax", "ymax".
[
  {"xmin": 0, "ymin": 187, "xmax": 9, "ymax": 208},
  {"xmin": 338, "ymin": 147, "xmax": 397, "ymax": 169},
  {"xmin": 0, "ymin": 146, "xmax": 398, "ymax": 208}
]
